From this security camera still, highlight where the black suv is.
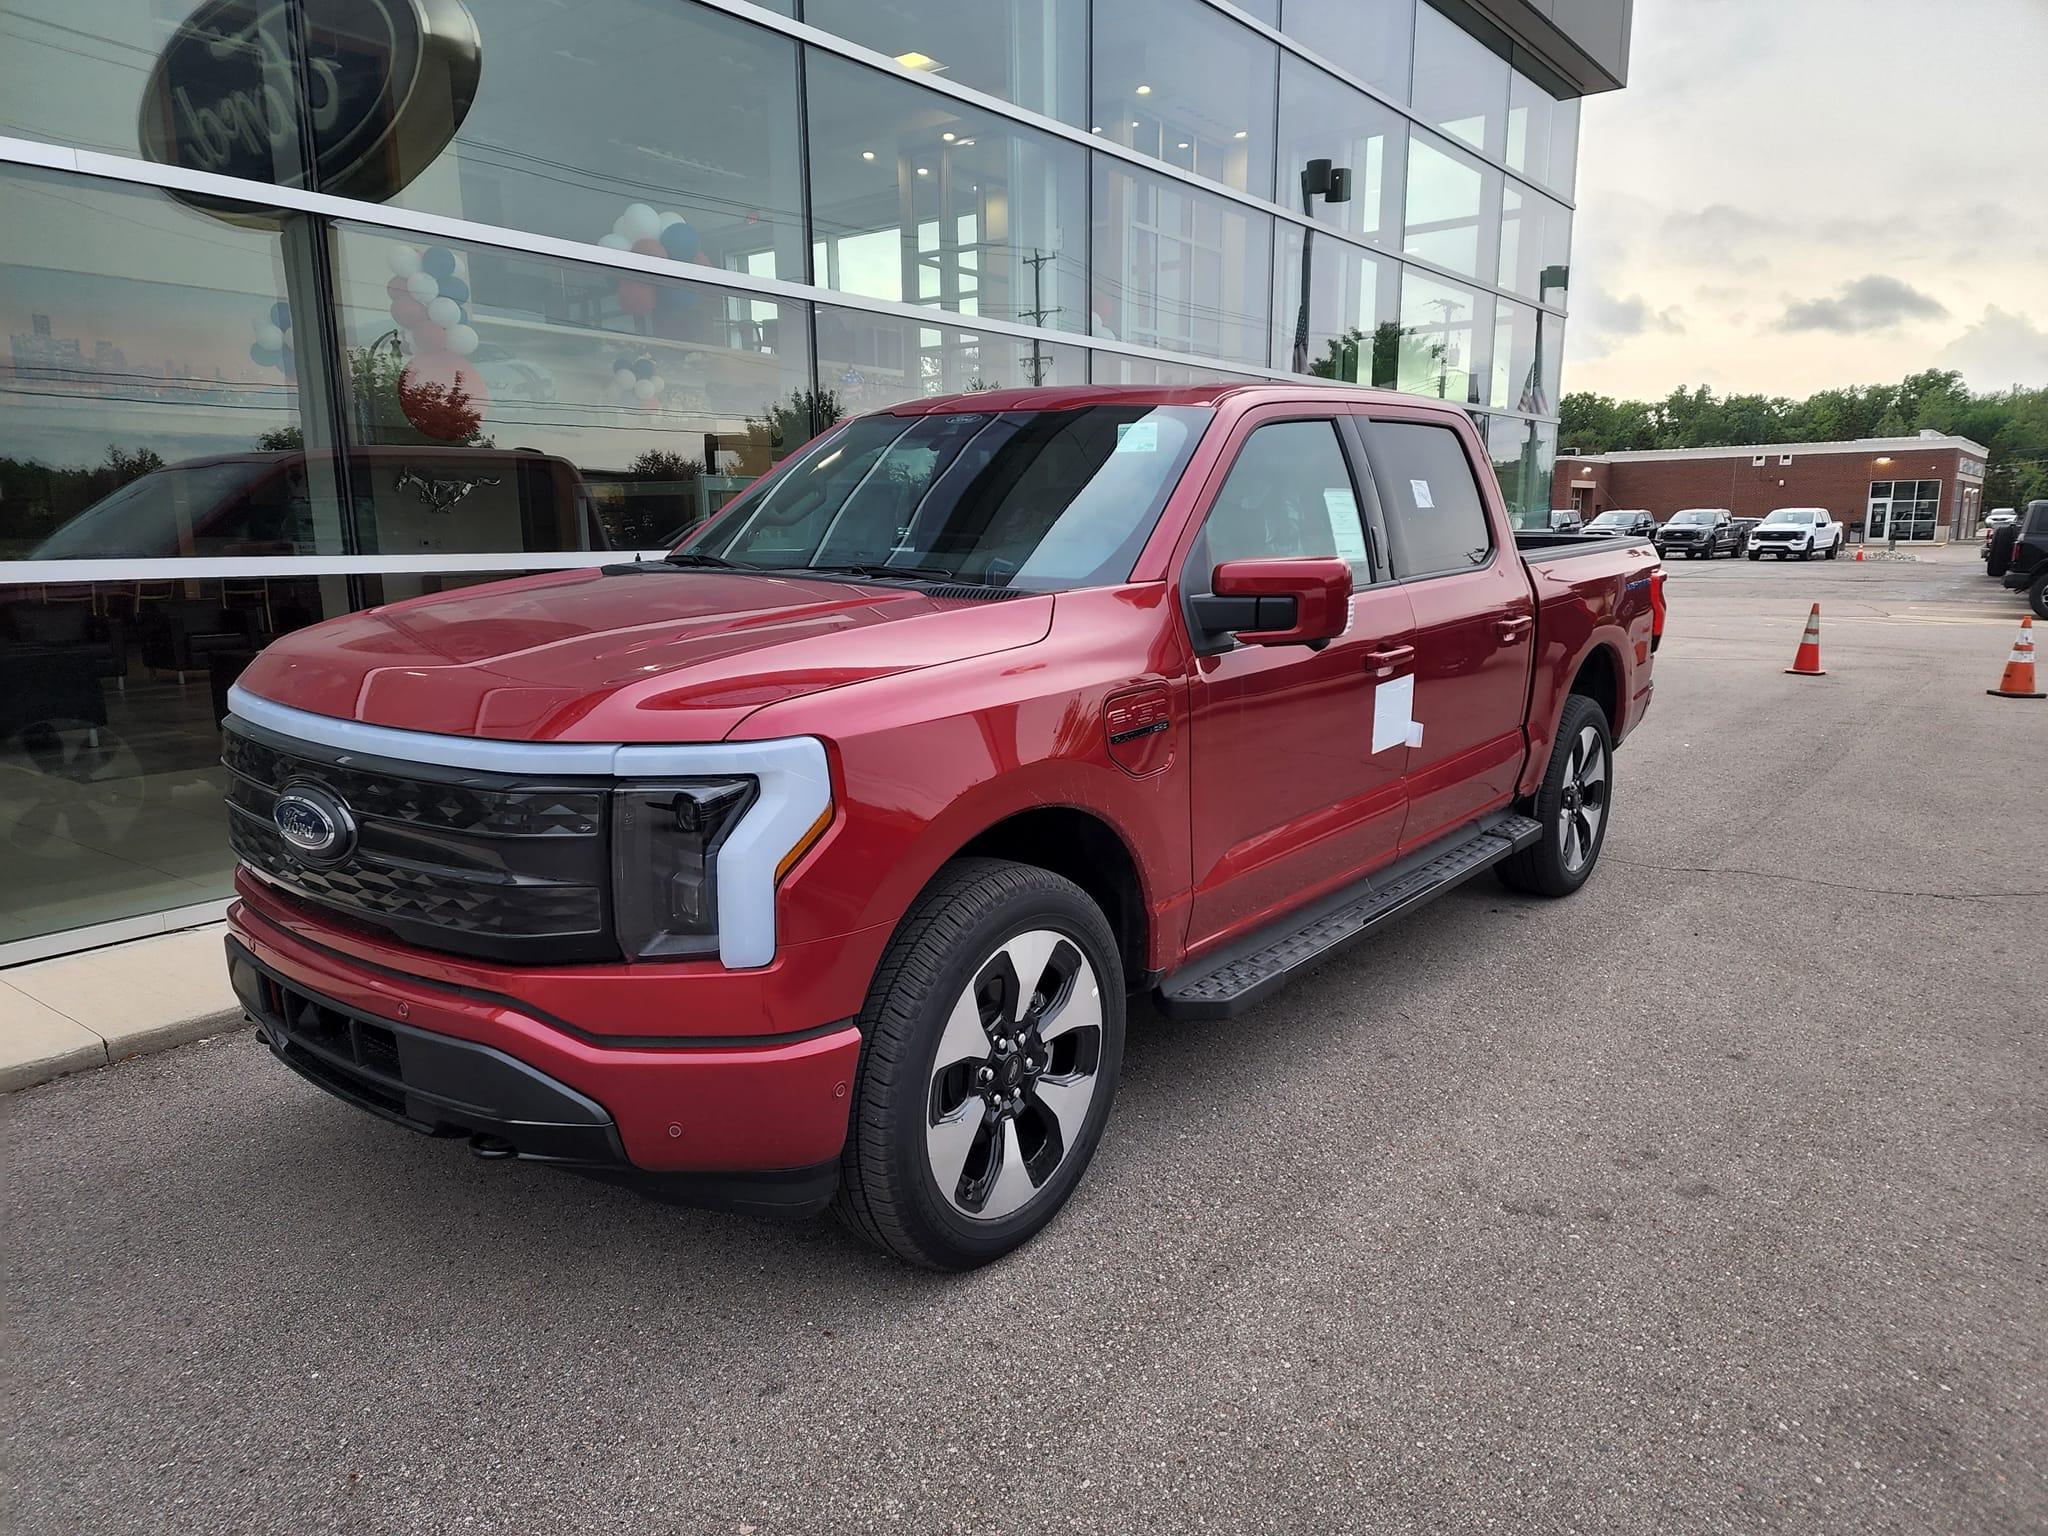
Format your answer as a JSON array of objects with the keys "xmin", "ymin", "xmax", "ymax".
[
  {"xmin": 1729, "ymin": 517, "xmax": 1762, "ymax": 555},
  {"xmin": 1584, "ymin": 510, "xmax": 1656, "ymax": 538},
  {"xmin": 1655, "ymin": 508, "xmax": 1738, "ymax": 560},
  {"xmin": 2000, "ymin": 500, "xmax": 2048, "ymax": 618}
]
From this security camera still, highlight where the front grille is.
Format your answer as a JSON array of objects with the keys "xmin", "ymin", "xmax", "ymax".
[
  {"xmin": 224, "ymin": 717, "xmax": 617, "ymax": 963},
  {"xmin": 253, "ymin": 969, "xmax": 410, "ymax": 1118}
]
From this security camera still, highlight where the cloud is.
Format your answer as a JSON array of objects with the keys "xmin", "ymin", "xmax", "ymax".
[
  {"xmin": 1934, "ymin": 306, "xmax": 2048, "ymax": 390},
  {"xmin": 1776, "ymin": 275, "xmax": 1948, "ymax": 333},
  {"xmin": 1659, "ymin": 204, "xmax": 1781, "ymax": 271},
  {"xmin": 1570, "ymin": 286, "xmax": 1686, "ymax": 360}
]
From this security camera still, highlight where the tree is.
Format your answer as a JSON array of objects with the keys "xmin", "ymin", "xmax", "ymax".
[
  {"xmin": 743, "ymin": 386, "xmax": 843, "ymax": 463},
  {"xmin": 257, "ymin": 425, "xmax": 304, "ymax": 452}
]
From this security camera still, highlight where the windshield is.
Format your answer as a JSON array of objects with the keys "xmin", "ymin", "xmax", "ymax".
[
  {"xmin": 31, "ymin": 459, "xmax": 289, "ymax": 558},
  {"xmin": 1670, "ymin": 511, "xmax": 1715, "ymax": 526},
  {"xmin": 1585, "ymin": 513, "xmax": 1633, "ymax": 529},
  {"xmin": 1762, "ymin": 509, "xmax": 1815, "ymax": 525},
  {"xmin": 684, "ymin": 405, "xmax": 1211, "ymax": 591}
]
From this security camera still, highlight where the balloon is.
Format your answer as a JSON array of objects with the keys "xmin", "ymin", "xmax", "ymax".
[
  {"xmin": 249, "ymin": 342, "xmax": 279, "ymax": 367},
  {"xmin": 420, "ymin": 247, "xmax": 458, "ymax": 280},
  {"xmin": 405, "ymin": 270, "xmax": 439, "ymax": 302},
  {"xmin": 390, "ymin": 295, "xmax": 429, "ymax": 328},
  {"xmin": 613, "ymin": 367, "xmax": 636, "ymax": 389},
  {"xmin": 426, "ymin": 295, "xmax": 461, "ymax": 328},
  {"xmin": 269, "ymin": 300, "xmax": 291, "ymax": 329},
  {"xmin": 388, "ymin": 245, "xmax": 422, "ymax": 277},
  {"xmin": 646, "ymin": 375, "xmax": 664, "ymax": 395},
  {"xmin": 633, "ymin": 376, "xmax": 658, "ymax": 399},
  {"xmin": 386, "ymin": 275, "xmax": 413, "ymax": 306},
  {"xmin": 632, "ymin": 355, "xmax": 656, "ymax": 380},
  {"xmin": 630, "ymin": 236, "xmax": 665, "ymax": 258},
  {"xmin": 656, "ymin": 283, "xmax": 697, "ymax": 313},
  {"xmin": 438, "ymin": 276, "xmax": 469, "ymax": 305},
  {"xmin": 446, "ymin": 323, "xmax": 479, "ymax": 357},
  {"xmin": 616, "ymin": 279, "xmax": 657, "ymax": 316},
  {"xmin": 411, "ymin": 321, "xmax": 447, "ymax": 353},
  {"xmin": 658, "ymin": 219, "xmax": 700, "ymax": 261},
  {"xmin": 619, "ymin": 203, "xmax": 661, "ymax": 241},
  {"xmin": 613, "ymin": 354, "xmax": 637, "ymax": 374},
  {"xmin": 256, "ymin": 322, "xmax": 284, "ymax": 351},
  {"xmin": 598, "ymin": 233, "xmax": 631, "ymax": 251},
  {"xmin": 657, "ymin": 211, "xmax": 684, "ymax": 231}
]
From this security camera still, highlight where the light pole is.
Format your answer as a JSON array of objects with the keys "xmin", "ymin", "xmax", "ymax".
[
  {"xmin": 1515, "ymin": 264, "xmax": 1569, "ymax": 526},
  {"xmin": 1291, "ymin": 158, "xmax": 1352, "ymax": 374}
]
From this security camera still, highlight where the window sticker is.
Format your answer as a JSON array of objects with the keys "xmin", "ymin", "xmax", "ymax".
[
  {"xmin": 1410, "ymin": 478, "xmax": 1435, "ymax": 509},
  {"xmin": 1323, "ymin": 487, "xmax": 1368, "ymax": 565},
  {"xmin": 1114, "ymin": 420, "xmax": 1160, "ymax": 453}
]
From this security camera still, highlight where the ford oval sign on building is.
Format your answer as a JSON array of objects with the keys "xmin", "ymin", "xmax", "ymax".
[{"xmin": 139, "ymin": 0, "xmax": 481, "ymax": 216}]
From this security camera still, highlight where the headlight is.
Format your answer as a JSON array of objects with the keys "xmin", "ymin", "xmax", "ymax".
[{"xmin": 610, "ymin": 778, "xmax": 756, "ymax": 959}]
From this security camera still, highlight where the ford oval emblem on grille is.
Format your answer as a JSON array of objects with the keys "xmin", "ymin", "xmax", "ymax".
[{"xmin": 273, "ymin": 784, "xmax": 356, "ymax": 863}]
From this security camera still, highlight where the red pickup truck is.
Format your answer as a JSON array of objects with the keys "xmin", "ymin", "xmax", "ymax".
[{"xmin": 223, "ymin": 384, "xmax": 1663, "ymax": 1268}]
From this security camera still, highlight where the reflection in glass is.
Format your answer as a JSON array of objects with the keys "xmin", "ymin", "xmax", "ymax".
[
  {"xmin": 1281, "ymin": 0, "xmax": 1416, "ymax": 103},
  {"xmin": 1089, "ymin": 354, "xmax": 1263, "ymax": 386},
  {"xmin": 805, "ymin": 50, "xmax": 1086, "ymax": 334},
  {"xmin": 1274, "ymin": 225, "xmax": 1401, "ymax": 384},
  {"xmin": 1404, "ymin": 132, "xmax": 1499, "ymax": 281},
  {"xmin": 330, "ymin": 224, "xmax": 811, "ymax": 552},
  {"xmin": 1508, "ymin": 70, "xmax": 1585, "ymax": 195},
  {"xmin": 1092, "ymin": 159, "xmax": 1274, "ymax": 368},
  {"xmin": 1490, "ymin": 299, "xmax": 1543, "ymax": 413},
  {"xmin": 1547, "ymin": 98, "xmax": 1582, "ymax": 199},
  {"xmin": 816, "ymin": 306, "xmax": 1084, "ymax": 414},
  {"xmin": 1411, "ymin": 3, "xmax": 1509, "ymax": 159},
  {"xmin": 1277, "ymin": 57, "xmax": 1407, "ymax": 250},
  {"xmin": 803, "ymin": 0, "xmax": 1086, "ymax": 124},
  {"xmin": 1092, "ymin": 0, "xmax": 1277, "ymax": 199},
  {"xmin": 1486, "ymin": 413, "xmax": 1557, "ymax": 530},
  {"xmin": 1499, "ymin": 183, "xmax": 1572, "ymax": 305},
  {"xmin": 1397, "ymin": 271, "xmax": 1490, "ymax": 407}
]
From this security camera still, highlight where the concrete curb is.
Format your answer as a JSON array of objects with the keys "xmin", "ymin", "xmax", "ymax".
[{"xmin": 1, "ymin": 925, "xmax": 243, "ymax": 1093}]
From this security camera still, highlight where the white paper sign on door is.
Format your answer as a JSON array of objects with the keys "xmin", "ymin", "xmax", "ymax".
[{"xmin": 1371, "ymin": 674, "xmax": 1424, "ymax": 754}]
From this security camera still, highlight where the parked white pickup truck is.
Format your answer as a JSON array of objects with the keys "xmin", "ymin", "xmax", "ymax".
[{"xmin": 1746, "ymin": 506, "xmax": 1844, "ymax": 561}]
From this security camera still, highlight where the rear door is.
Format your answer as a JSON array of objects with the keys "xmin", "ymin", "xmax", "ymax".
[
  {"xmin": 1181, "ymin": 409, "xmax": 1417, "ymax": 948},
  {"xmin": 1354, "ymin": 411, "xmax": 1536, "ymax": 852}
]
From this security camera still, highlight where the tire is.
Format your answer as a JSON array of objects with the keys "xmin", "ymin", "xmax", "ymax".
[
  {"xmin": 2031, "ymin": 569, "xmax": 2048, "ymax": 621},
  {"xmin": 1748, "ymin": 551, "xmax": 1761, "ymax": 562},
  {"xmin": 834, "ymin": 858, "xmax": 1125, "ymax": 1269},
  {"xmin": 1496, "ymin": 694, "xmax": 1613, "ymax": 899},
  {"xmin": 1797, "ymin": 547, "xmax": 1812, "ymax": 561}
]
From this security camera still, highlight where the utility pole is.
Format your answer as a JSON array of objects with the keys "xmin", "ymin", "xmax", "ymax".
[
  {"xmin": 1020, "ymin": 249, "xmax": 1062, "ymax": 386},
  {"xmin": 1425, "ymin": 296, "xmax": 1464, "ymax": 400}
]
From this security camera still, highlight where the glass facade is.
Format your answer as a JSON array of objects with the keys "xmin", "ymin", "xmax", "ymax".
[{"xmin": 0, "ymin": 0, "xmax": 1580, "ymax": 959}]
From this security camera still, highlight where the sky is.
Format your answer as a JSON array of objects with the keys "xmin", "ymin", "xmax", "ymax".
[{"xmin": 1566, "ymin": 0, "xmax": 2048, "ymax": 404}]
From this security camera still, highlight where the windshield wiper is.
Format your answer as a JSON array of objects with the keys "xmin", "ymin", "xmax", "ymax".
[
  {"xmin": 660, "ymin": 551, "xmax": 744, "ymax": 569},
  {"xmin": 777, "ymin": 561, "xmax": 974, "ymax": 584}
]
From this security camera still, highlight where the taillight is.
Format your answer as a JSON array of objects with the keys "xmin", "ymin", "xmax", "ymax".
[{"xmin": 1649, "ymin": 566, "xmax": 1668, "ymax": 651}]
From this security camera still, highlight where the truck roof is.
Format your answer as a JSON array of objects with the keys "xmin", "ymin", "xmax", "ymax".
[{"xmin": 886, "ymin": 381, "xmax": 1427, "ymax": 416}]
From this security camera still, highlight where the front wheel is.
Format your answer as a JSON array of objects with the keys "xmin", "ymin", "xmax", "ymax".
[
  {"xmin": 834, "ymin": 859, "xmax": 1125, "ymax": 1269},
  {"xmin": 1797, "ymin": 547, "xmax": 1812, "ymax": 561},
  {"xmin": 2031, "ymin": 569, "xmax": 2048, "ymax": 621},
  {"xmin": 1497, "ymin": 694, "xmax": 1613, "ymax": 899},
  {"xmin": 1748, "ymin": 551, "xmax": 1761, "ymax": 561},
  {"xmin": 1825, "ymin": 539, "xmax": 1839, "ymax": 560}
]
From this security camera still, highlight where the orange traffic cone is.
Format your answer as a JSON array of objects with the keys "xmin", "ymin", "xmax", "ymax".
[
  {"xmin": 1785, "ymin": 603, "xmax": 1826, "ymax": 676},
  {"xmin": 1987, "ymin": 615, "xmax": 2045, "ymax": 699},
  {"xmin": 1854, "ymin": 546, "xmax": 1865, "ymax": 562}
]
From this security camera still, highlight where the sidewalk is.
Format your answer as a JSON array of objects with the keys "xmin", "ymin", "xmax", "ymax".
[{"xmin": 0, "ymin": 925, "xmax": 241, "ymax": 1091}]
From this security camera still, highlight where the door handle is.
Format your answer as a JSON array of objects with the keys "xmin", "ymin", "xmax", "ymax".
[
  {"xmin": 1364, "ymin": 644, "xmax": 1414, "ymax": 677},
  {"xmin": 1495, "ymin": 615, "xmax": 1534, "ymax": 644}
]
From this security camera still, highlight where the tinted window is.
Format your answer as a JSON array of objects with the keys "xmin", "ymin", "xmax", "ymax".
[
  {"xmin": 1093, "ymin": 0, "xmax": 1278, "ymax": 198},
  {"xmin": 1276, "ymin": 55, "xmax": 1407, "ymax": 250},
  {"xmin": 803, "ymin": 0, "xmax": 1086, "ymax": 125},
  {"xmin": 1282, "ymin": 0, "xmax": 1415, "ymax": 103},
  {"xmin": 1370, "ymin": 421, "xmax": 1492, "ymax": 577},
  {"xmin": 1092, "ymin": 159, "xmax": 1274, "ymax": 366},
  {"xmin": 1411, "ymin": 3, "xmax": 1509, "ymax": 160},
  {"xmin": 1195, "ymin": 420, "xmax": 1373, "ymax": 583}
]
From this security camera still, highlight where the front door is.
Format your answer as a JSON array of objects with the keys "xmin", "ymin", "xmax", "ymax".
[{"xmin": 1182, "ymin": 412, "xmax": 1417, "ymax": 949}]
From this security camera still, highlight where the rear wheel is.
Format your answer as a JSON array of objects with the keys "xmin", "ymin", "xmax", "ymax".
[
  {"xmin": 2030, "ymin": 569, "xmax": 2048, "ymax": 621},
  {"xmin": 1825, "ymin": 538, "xmax": 1839, "ymax": 560},
  {"xmin": 1497, "ymin": 694, "xmax": 1612, "ymax": 899},
  {"xmin": 834, "ymin": 858, "xmax": 1125, "ymax": 1269}
]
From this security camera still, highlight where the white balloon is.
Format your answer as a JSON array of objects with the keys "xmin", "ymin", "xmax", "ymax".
[
  {"xmin": 388, "ymin": 245, "xmax": 422, "ymax": 277},
  {"xmin": 619, "ymin": 202, "xmax": 661, "ymax": 241},
  {"xmin": 598, "ymin": 232, "xmax": 631, "ymax": 251},
  {"xmin": 447, "ymin": 323, "xmax": 479, "ymax": 357},
  {"xmin": 405, "ymin": 270, "xmax": 440, "ymax": 302},
  {"xmin": 426, "ymin": 295, "xmax": 461, "ymax": 327},
  {"xmin": 657, "ymin": 211, "xmax": 684, "ymax": 231},
  {"xmin": 633, "ymin": 376, "xmax": 658, "ymax": 399},
  {"xmin": 613, "ymin": 367, "xmax": 637, "ymax": 389},
  {"xmin": 256, "ymin": 322, "xmax": 284, "ymax": 351},
  {"xmin": 647, "ymin": 375, "xmax": 665, "ymax": 394}
]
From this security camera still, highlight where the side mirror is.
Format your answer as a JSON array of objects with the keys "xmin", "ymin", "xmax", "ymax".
[{"xmin": 1192, "ymin": 557, "xmax": 1352, "ymax": 649}]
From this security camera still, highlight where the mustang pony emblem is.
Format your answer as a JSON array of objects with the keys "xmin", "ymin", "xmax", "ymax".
[{"xmin": 397, "ymin": 465, "xmax": 501, "ymax": 512}]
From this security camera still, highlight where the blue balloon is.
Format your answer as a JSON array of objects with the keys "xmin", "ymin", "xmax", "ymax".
[
  {"xmin": 613, "ymin": 354, "xmax": 637, "ymax": 374},
  {"xmin": 268, "ymin": 300, "xmax": 290, "ymax": 329},
  {"xmin": 658, "ymin": 219, "xmax": 700, "ymax": 261},
  {"xmin": 421, "ymin": 247, "xmax": 458, "ymax": 280},
  {"xmin": 438, "ymin": 276, "xmax": 470, "ymax": 305},
  {"xmin": 632, "ymin": 355, "xmax": 656, "ymax": 380},
  {"xmin": 250, "ymin": 342, "xmax": 280, "ymax": 367}
]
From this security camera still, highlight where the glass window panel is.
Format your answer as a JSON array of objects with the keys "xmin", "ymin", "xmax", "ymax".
[
  {"xmin": 1548, "ymin": 97, "xmax": 1581, "ymax": 199},
  {"xmin": 803, "ymin": 0, "xmax": 1085, "ymax": 124},
  {"xmin": 816, "ymin": 306, "xmax": 1085, "ymax": 413},
  {"xmin": 1236, "ymin": 0, "xmax": 1280, "ymax": 24},
  {"xmin": 1196, "ymin": 420, "xmax": 1372, "ymax": 583},
  {"xmin": 806, "ymin": 50, "xmax": 1086, "ymax": 334},
  {"xmin": 1484, "ymin": 413, "xmax": 1557, "ymax": 531},
  {"xmin": 1404, "ymin": 132, "xmax": 1499, "ymax": 281},
  {"xmin": 1092, "ymin": 0, "xmax": 1278, "ymax": 199},
  {"xmin": 1396, "ymin": 269, "xmax": 1490, "ymax": 408},
  {"xmin": 1539, "ymin": 311, "xmax": 1564, "ymax": 415},
  {"xmin": 0, "ymin": 166, "xmax": 346, "ymax": 561},
  {"xmin": 1411, "ymin": 3, "xmax": 1509, "ymax": 160},
  {"xmin": 1499, "ymin": 182, "xmax": 1572, "ymax": 305},
  {"xmin": 1281, "ymin": 0, "xmax": 1416, "ymax": 103},
  {"xmin": 330, "ymin": 224, "xmax": 811, "ymax": 553},
  {"xmin": 380, "ymin": 1, "xmax": 806, "ymax": 283},
  {"xmin": 1273, "ymin": 225, "xmax": 1401, "ymax": 384},
  {"xmin": 1089, "ymin": 354, "xmax": 1263, "ymax": 386},
  {"xmin": 1506, "ymin": 71, "xmax": 1554, "ymax": 185},
  {"xmin": 1092, "ymin": 158, "xmax": 1273, "ymax": 367},
  {"xmin": 1489, "ymin": 298, "xmax": 1543, "ymax": 414},
  {"xmin": 1276, "ymin": 56, "xmax": 1407, "ymax": 251},
  {"xmin": 1369, "ymin": 419, "xmax": 1493, "ymax": 577}
]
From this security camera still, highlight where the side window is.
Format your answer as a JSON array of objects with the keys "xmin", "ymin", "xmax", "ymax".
[
  {"xmin": 1367, "ymin": 422, "xmax": 1494, "ymax": 578},
  {"xmin": 1194, "ymin": 419, "xmax": 1372, "ymax": 584}
]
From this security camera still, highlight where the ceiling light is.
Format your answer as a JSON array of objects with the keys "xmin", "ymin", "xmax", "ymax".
[
  {"xmin": 861, "ymin": 150, "xmax": 875, "ymax": 161},
  {"xmin": 1176, "ymin": 141, "xmax": 1190, "ymax": 150},
  {"xmin": 942, "ymin": 131, "xmax": 956, "ymax": 142},
  {"xmin": 1233, "ymin": 130, "xmax": 1247, "ymax": 139},
  {"xmin": 893, "ymin": 50, "xmax": 944, "ymax": 72},
  {"xmin": 1130, "ymin": 120, "xmax": 1141, "ymax": 128},
  {"xmin": 1136, "ymin": 83, "xmax": 1152, "ymax": 95},
  {"xmin": 916, "ymin": 166, "xmax": 929, "ymax": 175},
  {"xmin": 959, "ymin": 138, "xmax": 974, "ymax": 146},
  {"xmin": 1091, "ymin": 126, "xmax": 1102, "ymax": 134}
]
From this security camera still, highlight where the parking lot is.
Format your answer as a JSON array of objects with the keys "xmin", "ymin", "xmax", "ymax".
[{"xmin": 4, "ymin": 547, "xmax": 2041, "ymax": 1535}]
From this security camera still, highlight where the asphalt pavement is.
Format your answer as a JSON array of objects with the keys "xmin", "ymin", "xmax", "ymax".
[{"xmin": 5, "ymin": 546, "xmax": 2043, "ymax": 1534}]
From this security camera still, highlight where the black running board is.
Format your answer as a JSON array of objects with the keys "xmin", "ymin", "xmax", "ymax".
[{"xmin": 1155, "ymin": 813, "xmax": 1543, "ymax": 1020}]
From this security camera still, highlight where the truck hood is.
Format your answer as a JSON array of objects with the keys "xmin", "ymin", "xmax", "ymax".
[{"xmin": 235, "ymin": 566, "xmax": 1055, "ymax": 742}]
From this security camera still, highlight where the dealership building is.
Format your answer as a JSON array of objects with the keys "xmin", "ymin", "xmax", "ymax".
[
  {"xmin": 1555, "ymin": 433, "xmax": 1992, "ymax": 541},
  {"xmin": 0, "ymin": 0, "xmax": 1630, "ymax": 963}
]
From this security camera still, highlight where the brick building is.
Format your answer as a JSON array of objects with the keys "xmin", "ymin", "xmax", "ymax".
[{"xmin": 1554, "ymin": 433, "xmax": 1991, "ymax": 543}]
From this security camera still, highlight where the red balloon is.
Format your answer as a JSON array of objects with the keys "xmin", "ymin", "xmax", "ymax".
[
  {"xmin": 630, "ymin": 237, "xmax": 666, "ymax": 258},
  {"xmin": 410, "ymin": 321, "xmax": 447, "ymax": 353},
  {"xmin": 398, "ymin": 354, "xmax": 488, "ymax": 440},
  {"xmin": 390, "ymin": 295, "xmax": 429, "ymax": 328},
  {"xmin": 386, "ymin": 276, "xmax": 411, "ymax": 305},
  {"xmin": 616, "ymin": 279, "xmax": 657, "ymax": 317}
]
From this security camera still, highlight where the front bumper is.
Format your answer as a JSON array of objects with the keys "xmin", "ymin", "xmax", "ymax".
[{"xmin": 226, "ymin": 896, "xmax": 863, "ymax": 1214}]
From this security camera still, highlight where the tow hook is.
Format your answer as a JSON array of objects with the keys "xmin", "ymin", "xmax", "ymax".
[{"xmin": 468, "ymin": 1133, "xmax": 517, "ymax": 1160}]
